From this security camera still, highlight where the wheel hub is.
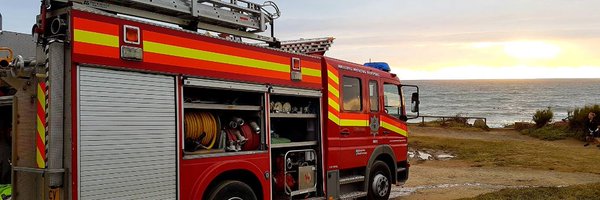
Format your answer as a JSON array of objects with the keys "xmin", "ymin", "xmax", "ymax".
[
  {"xmin": 372, "ymin": 174, "xmax": 389, "ymax": 197},
  {"xmin": 228, "ymin": 197, "xmax": 243, "ymax": 200}
]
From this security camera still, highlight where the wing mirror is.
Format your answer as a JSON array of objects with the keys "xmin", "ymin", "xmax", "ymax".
[{"xmin": 411, "ymin": 92, "xmax": 419, "ymax": 113}]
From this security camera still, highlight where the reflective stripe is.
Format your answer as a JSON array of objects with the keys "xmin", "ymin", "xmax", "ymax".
[
  {"xmin": 73, "ymin": 29, "xmax": 119, "ymax": 48},
  {"xmin": 145, "ymin": 41, "xmax": 290, "ymax": 73},
  {"xmin": 381, "ymin": 121, "xmax": 408, "ymax": 137},
  {"xmin": 36, "ymin": 83, "xmax": 47, "ymax": 168},
  {"xmin": 381, "ymin": 116, "xmax": 408, "ymax": 130},
  {"xmin": 328, "ymin": 98, "xmax": 340, "ymax": 112},
  {"xmin": 340, "ymin": 119, "xmax": 369, "ymax": 127},
  {"xmin": 36, "ymin": 117, "xmax": 45, "ymax": 143},
  {"xmin": 302, "ymin": 67, "xmax": 321, "ymax": 78},
  {"xmin": 328, "ymin": 112, "xmax": 340, "ymax": 125},
  {"xmin": 73, "ymin": 17, "xmax": 119, "ymax": 36},
  {"xmin": 37, "ymin": 84, "xmax": 46, "ymax": 109},
  {"xmin": 328, "ymin": 70, "xmax": 339, "ymax": 84},
  {"xmin": 36, "ymin": 150, "xmax": 45, "ymax": 169},
  {"xmin": 328, "ymin": 84, "xmax": 339, "ymax": 98}
]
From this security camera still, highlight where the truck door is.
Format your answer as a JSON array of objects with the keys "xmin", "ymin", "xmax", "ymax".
[
  {"xmin": 380, "ymin": 81, "xmax": 409, "ymax": 159},
  {"xmin": 338, "ymin": 75, "xmax": 371, "ymax": 169}
]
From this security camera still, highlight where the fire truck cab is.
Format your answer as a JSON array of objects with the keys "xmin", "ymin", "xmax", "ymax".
[{"xmin": 0, "ymin": 0, "xmax": 419, "ymax": 200}]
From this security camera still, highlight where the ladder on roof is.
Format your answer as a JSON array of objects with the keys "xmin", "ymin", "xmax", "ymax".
[
  {"xmin": 279, "ymin": 37, "xmax": 335, "ymax": 55},
  {"xmin": 55, "ymin": 0, "xmax": 281, "ymax": 43}
]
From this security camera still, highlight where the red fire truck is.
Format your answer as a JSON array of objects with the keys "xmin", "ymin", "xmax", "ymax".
[{"xmin": 0, "ymin": 0, "xmax": 419, "ymax": 199}]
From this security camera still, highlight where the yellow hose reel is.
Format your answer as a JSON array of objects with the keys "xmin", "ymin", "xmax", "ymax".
[{"xmin": 184, "ymin": 112, "xmax": 219, "ymax": 150}]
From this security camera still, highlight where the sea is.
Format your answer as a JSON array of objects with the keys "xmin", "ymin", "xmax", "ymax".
[{"xmin": 403, "ymin": 79, "xmax": 600, "ymax": 128}]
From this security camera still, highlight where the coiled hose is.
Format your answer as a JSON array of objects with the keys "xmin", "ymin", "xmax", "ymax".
[{"xmin": 185, "ymin": 112, "xmax": 218, "ymax": 149}]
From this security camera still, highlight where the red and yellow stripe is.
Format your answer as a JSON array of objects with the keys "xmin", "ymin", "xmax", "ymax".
[
  {"xmin": 381, "ymin": 115, "xmax": 408, "ymax": 137},
  {"xmin": 340, "ymin": 113, "xmax": 369, "ymax": 127},
  {"xmin": 72, "ymin": 16, "xmax": 321, "ymax": 84},
  {"xmin": 327, "ymin": 64, "xmax": 341, "ymax": 125},
  {"xmin": 36, "ymin": 82, "xmax": 47, "ymax": 168}
]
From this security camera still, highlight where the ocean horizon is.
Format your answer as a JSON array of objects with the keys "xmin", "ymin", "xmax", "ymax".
[{"xmin": 404, "ymin": 78, "xmax": 600, "ymax": 128}]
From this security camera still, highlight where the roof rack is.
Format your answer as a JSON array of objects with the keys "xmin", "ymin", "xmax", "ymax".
[
  {"xmin": 279, "ymin": 37, "xmax": 335, "ymax": 55},
  {"xmin": 55, "ymin": 0, "xmax": 280, "ymax": 43}
]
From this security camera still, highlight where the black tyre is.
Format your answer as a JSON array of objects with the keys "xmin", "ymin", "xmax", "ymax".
[
  {"xmin": 367, "ymin": 161, "xmax": 391, "ymax": 200},
  {"xmin": 207, "ymin": 180, "xmax": 257, "ymax": 200}
]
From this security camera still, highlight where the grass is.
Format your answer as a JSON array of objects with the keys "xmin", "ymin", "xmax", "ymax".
[
  {"xmin": 414, "ymin": 121, "xmax": 487, "ymax": 132},
  {"xmin": 461, "ymin": 183, "xmax": 600, "ymax": 200},
  {"xmin": 410, "ymin": 136, "xmax": 600, "ymax": 174},
  {"xmin": 520, "ymin": 125, "xmax": 571, "ymax": 141}
]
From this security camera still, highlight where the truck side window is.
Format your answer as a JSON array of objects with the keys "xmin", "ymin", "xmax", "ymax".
[
  {"xmin": 384, "ymin": 83, "xmax": 401, "ymax": 118},
  {"xmin": 369, "ymin": 80, "xmax": 379, "ymax": 112},
  {"xmin": 342, "ymin": 76, "xmax": 362, "ymax": 111}
]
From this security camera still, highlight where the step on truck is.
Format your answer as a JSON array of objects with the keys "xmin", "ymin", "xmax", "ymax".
[{"xmin": 0, "ymin": 0, "xmax": 420, "ymax": 199}]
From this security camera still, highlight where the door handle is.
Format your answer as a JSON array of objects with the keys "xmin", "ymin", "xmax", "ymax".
[{"xmin": 340, "ymin": 129, "xmax": 350, "ymax": 136}]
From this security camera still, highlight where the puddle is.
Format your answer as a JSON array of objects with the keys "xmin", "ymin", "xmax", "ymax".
[
  {"xmin": 417, "ymin": 151, "xmax": 432, "ymax": 160},
  {"xmin": 408, "ymin": 148, "xmax": 456, "ymax": 161}
]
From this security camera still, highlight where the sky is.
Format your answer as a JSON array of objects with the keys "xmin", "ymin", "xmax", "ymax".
[{"xmin": 2, "ymin": 0, "xmax": 600, "ymax": 80}]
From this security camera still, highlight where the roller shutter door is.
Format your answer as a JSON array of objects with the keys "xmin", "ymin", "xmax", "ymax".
[{"xmin": 78, "ymin": 66, "xmax": 177, "ymax": 200}]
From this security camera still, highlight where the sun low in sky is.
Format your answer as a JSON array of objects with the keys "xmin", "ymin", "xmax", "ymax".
[
  {"xmin": 274, "ymin": 0, "xmax": 600, "ymax": 80},
  {"xmin": 2, "ymin": 0, "xmax": 600, "ymax": 80},
  {"xmin": 400, "ymin": 40, "xmax": 600, "ymax": 80}
]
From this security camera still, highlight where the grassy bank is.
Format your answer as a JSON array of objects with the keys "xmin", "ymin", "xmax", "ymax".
[
  {"xmin": 462, "ymin": 183, "xmax": 600, "ymax": 200},
  {"xmin": 410, "ymin": 135, "xmax": 600, "ymax": 174}
]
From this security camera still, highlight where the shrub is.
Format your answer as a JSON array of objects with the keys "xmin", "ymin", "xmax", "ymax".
[
  {"xmin": 567, "ymin": 104, "xmax": 600, "ymax": 139},
  {"xmin": 533, "ymin": 107, "xmax": 553, "ymax": 128},
  {"xmin": 521, "ymin": 124, "xmax": 570, "ymax": 141}
]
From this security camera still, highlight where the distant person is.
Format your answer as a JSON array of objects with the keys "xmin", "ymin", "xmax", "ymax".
[{"xmin": 583, "ymin": 112, "xmax": 600, "ymax": 147}]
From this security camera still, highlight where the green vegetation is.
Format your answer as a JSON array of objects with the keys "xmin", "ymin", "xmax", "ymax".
[
  {"xmin": 518, "ymin": 105, "xmax": 600, "ymax": 141},
  {"xmin": 568, "ymin": 104, "xmax": 600, "ymax": 140},
  {"xmin": 410, "ymin": 135, "xmax": 600, "ymax": 174},
  {"xmin": 533, "ymin": 107, "xmax": 553, "ymax": 128},
  {"xmin": 462, "ymin": 183, "xmax": 600, "ymax": 200},
  {"xmin": 520, "ymin": 124, "xmax": 570, "ymax": 141}
]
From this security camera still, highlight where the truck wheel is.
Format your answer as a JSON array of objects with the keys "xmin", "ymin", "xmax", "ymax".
[
  {"xmin": 367, "ymin": 161, "xmax": 391, "ymax": 200},
  {"xmin": 207, "ymin": 180, "xmax": 257, "ymax": 200}
]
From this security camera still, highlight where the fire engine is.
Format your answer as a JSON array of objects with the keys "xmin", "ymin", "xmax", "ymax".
[{"xmin": 0, "ymin": 0, "xmax": 419, "ymax": 199}]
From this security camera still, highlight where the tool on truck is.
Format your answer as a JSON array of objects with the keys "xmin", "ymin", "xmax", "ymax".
[{"xmin": 0, "ymin": 0, "xmax": 419, "ymax": 199}]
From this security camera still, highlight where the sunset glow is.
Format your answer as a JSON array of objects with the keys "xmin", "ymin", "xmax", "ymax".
[{"xmin": 503, "ymin": 41, "xmax": 561, "ymax": 59}]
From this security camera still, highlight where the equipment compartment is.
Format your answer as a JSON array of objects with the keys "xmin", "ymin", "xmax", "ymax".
[
  {"xmin": 269, "ymin": 92, "xmax": 323, "ymax": 198},
  {"xmin": 269, "ymin": 95, "xmax": 319, "ymax": 148},
  {"xmin": 183, "ymin": 86, "xmax": 266, "ymax": 157}
]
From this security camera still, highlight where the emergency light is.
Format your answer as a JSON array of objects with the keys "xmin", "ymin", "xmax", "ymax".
[{"xmin": 364, "ymin": 62, "xmax": 391, "ymax": 72}]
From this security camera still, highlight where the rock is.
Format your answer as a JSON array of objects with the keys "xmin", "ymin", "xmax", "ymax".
[{"xmin": 473, "ymin": 119, "xmax": 489, "ymax": 130}]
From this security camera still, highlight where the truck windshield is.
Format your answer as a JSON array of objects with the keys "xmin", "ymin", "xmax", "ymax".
[{"xmin": 384, "ymin": 83, "xmax": 401, "ymax": 118}]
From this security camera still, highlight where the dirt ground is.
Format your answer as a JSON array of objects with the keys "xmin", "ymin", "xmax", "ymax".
[{"xmin": 390, "ymin": 126, "xmax": 600, "ymax": 200}]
